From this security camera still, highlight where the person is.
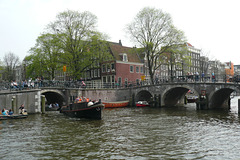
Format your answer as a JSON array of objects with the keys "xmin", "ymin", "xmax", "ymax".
[
  {"xmin": 201, "ymin": 72, "xmax": 205, "ymax": 82},
  {"xmin": 19, "ymin": 104, "xmax": 24, "ymax": 114},
  {"xmin": 2, "ymin": 108, "xmax": 8, "ymax": 116},
  {"xmin": 55, "ymin": 102, "xmax": 59, "ymax": 108},
  {"xmin": 212, "ymin": 72, "xmax": 215, "ymax": 82},
  {"xmin": 8, "ymin": 109, "xmax": 13, "ymax": 115}
]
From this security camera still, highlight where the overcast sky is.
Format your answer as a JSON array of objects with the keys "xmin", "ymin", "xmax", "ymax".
[{"xmin": 1, "ymin": 0, "xmax": 239, "ymax": 64}]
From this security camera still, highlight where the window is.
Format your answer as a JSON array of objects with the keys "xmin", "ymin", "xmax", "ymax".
[
  {"xmin": 102, "ymin": 64, "xmax": 106, "ymax": 73},
  {"xmin": 107, "ymin": 64, "xmax": 110, "ymax": 72},
  {"xmin": 140, "ymin": 67, "xmax": 143, "ymax": 73},
  {"xmin": 136, "ymin": 66, "xmax": 139, "ymax": 73},
  {"xmin": 94, "ymin": 69, "xmax": 98, "ymax": 77},
  {"xmin": 123, "ymin": 53, "xmax": 128, "ymax": 62},
  {"xmin": 118, "ymin": 77, "xmax": 122, "ymax": 86},
  {"xmin": 130, "ymin": 65, "xmax": 134, "ymax": 73},
  {"xmin": 91, "ymin": 70, "xmax": 94, "ymax": 78},
  {"xmin": 112, "ymin": 76, "xmax": 115, "ymax": 83},
  {"xmin": 111, "ymin": 63, "xmax": 115, "ymax": 72},
  {"xmin": 103, "ymin": 76, "xmax": 106, "ymax": 83}
]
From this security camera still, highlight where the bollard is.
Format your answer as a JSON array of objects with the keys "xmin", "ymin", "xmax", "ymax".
[
  {"xmin": 238, "ymin": 99, "xmax": 240, "ymax": 114},
  {"xmin": 11, "ymin": 96, "xmax": 16, "ymax": 113},
  {"xmin": 41, "ymin": 95, "xmax": 46, "ymax": 114}
]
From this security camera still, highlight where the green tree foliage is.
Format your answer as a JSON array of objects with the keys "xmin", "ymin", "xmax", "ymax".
[
  {"xmin": 26, "ymin": 33, "xmax": 61, "ymax": 80},
  {"xmin": 26, "ymin": 10, "xmax": 111, "ymax": 80},
  {"xmin": 47, "ymin": 10, "xmax": 111, "ymax": 80},
  {"xmin": 126, "ymin": 7, "xmax": 187, "ymax": 84}
]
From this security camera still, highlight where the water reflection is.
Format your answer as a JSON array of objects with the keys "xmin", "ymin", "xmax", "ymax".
[{"xmin": 0, "ymin": 97, "xmax": 240, "ymax": 159}]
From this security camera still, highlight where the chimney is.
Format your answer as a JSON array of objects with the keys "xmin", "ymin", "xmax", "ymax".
[{"xmin": 119, "ymin": 40, "xmax": 122, "ymax": 46}]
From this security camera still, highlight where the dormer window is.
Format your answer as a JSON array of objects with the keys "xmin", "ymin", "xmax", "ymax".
[{"xmin": 123, "ymin": 53, "xmax": 128, "ymax": 62}]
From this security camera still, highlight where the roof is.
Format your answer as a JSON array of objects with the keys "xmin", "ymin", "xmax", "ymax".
[
  {"xmin": 186, "ymin": 43, "xmax": 193, "ymax": 47},
  {"xmin": 109, "ymin": 42, "xmax": 142, "ymax": 63}
]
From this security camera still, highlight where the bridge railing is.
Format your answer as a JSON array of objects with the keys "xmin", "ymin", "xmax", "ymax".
[{"xmin": 0, "ymin": 74, "xmax": 238, "ymax": 91}]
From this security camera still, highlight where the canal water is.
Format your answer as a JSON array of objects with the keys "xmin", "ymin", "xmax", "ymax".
[{"xmin": 1, "ymin": 97, "xmax": 240, "ymax": 160}]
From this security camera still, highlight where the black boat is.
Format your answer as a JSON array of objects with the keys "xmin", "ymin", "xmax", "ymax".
[{"xmin": 60, "ymin": 101, "xmax": 104, "ymax": 120}]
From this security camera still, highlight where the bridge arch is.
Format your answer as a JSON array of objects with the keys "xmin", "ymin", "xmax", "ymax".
[
  {"xmin": 209, "ymin": 88, "xmax": 235, "ymax": 109},
  {"xmin": 162, "ymin": 85, "xmax": 199, "ymax": 106},
  {"xmin": 135, "ymin": 90, "xmax": 152, "ymax": 102},
  {"xmin": 41, "ymin": 89, "xmax": 66, "ymax": 107}
]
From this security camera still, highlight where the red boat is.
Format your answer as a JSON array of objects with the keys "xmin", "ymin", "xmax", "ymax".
[
  {"xmin": 103, "ymin": 100, "xmax": 129, "ymax": 108},
  {"xmin": 136, "ymin": 101, "xmax": 150, "ymax": 107}
]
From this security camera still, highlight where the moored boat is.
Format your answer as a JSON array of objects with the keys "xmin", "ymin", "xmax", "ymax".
[
  {"xmin": 0, "ymin": 112, "xmax": 28, "ymax": 120},
  {"xmin": 103, "ymin": 100, "xmax": 129, "ymax": 108},
  {"xmin": 45, "ymin": 106, "xmax": 60, "ymax": 111},
  {"xmin": 186, "ymin": 96, "xmax": 198, "ymax": 103},
  {"xmin": 60, "ymin": 101, "xmax": 104, "ymax": 120},
  {"xmin": 136, "ymin": 101, "xmax": 150, "ymax": 107}
]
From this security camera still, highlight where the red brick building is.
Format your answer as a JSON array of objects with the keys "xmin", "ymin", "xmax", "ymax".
[{"xmin": 101, "ymin": 40, "xmax": 144, "ymax": 87}]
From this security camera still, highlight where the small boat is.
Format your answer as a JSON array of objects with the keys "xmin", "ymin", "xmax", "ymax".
[
  {"xmin": 60, "ymin": 101, "xmax": 104, "ymax": 120},
  {"xmin": 103, "ymin": 100, "xmax": 129, "ymax": 108},
  {"xmin": 0, "ymin": 112, "xmax": 28, "ymax": 120},
  {"xmin": 45, "ymin": 106, "xmax": 60, "ymax": 111},
  {"xmin": 186, "ymin": 96, "xmax": 198, "ymax": 103},
  {"xmin": 136, "ymin": 101, "xmax": 150, "ymax": 107}
]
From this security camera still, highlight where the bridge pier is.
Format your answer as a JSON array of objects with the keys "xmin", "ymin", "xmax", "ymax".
[
  {"xmin": 238, "ymin": 99, "xmax": 240, "ymax": 114},
  {"xmin": 196, "ymin": 94, "xmax": 208, "ymax": 110}
]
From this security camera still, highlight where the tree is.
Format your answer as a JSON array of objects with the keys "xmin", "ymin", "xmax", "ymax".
[
  {"xmin": 2, "ymin": 52, "xmax": 20, "ymax": 81},
  {"xmin": 26, "ymin": 33, "xmax": 62, "ymax": 80},
  {"xmin": 47, "ymin": 10, "xmax": 110, "ymax": 80},
  {"xmin": 126, "ymin": 7, "xmax": 187, "ymax": 84}
]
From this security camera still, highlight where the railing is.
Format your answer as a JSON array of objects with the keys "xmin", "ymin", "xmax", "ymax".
[{"xmin": 0, "ymin": 74, "xmax": 239, "ymax": 91}]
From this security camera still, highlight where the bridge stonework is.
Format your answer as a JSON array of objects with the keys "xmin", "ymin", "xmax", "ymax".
[
  {"xmin": 0, "ymin": 89, "xmax": 42, "ymax": 114},
  {"xmin": 1, "ymin": 82, "xmax": 239, "ymax": 114},
  {"xmin": 129, "ymin": 82, "xmax": 240, "ymax": 109}
]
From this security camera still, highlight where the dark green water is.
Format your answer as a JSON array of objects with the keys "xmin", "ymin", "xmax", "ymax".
[{"xmin": 1, "ymin": 97, "xmax": 240, "ymax": 160}]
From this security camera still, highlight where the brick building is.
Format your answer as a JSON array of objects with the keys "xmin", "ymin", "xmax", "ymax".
[{"xmin": 101, "ymin": 40, "xmax": 144, "ymax": 87}]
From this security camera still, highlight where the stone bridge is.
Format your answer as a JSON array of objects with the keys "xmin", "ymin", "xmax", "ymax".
[
  {"xmin": 131, "ymin": 82, "xmax": 240, "ymax": 109},
  {"xmin": 40, "ymin": 82, "xmax": 240, "ymax": 110},
  {"xmin": 1, "ymin": 82, "xmax": 238, "ymax": 114}
]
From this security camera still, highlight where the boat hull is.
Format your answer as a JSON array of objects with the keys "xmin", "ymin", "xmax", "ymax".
[
  {"xmin": 0, "ymin": 114, "xmax": 28, "ymax": 120},
  {"xmin": 136, "ymin": 104, "xmax": 150, "ymax": 107},
  {"xmin": 45, "ymin": 107, "xmax": 59, "ymax": 111},
  {"xmin": 103, "ymin": 101, "xmax": 129, "ymax": 108},
  {"xmin": 60, "ymin": 102, "xmax": 104, "ymax": 120},
  {"xmin": 136, "ymin": 101, "xmax": 150, "ymax": 107}
]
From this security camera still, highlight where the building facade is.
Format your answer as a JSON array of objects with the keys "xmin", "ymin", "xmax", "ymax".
[{"xmin": 101, "ymin": 41, "xmax": 144, "ymax": 87}]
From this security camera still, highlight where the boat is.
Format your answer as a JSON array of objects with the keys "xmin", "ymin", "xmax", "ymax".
[
  {"xmin": 45, "ymin": 103, "xmax": 60, "ymax": 111},
  {"xmin": 103, "ymin": 100, "xmax": 129, "ymax": 108},
  {"xmin": 45, "ymin": 106, "xmax": 60, "ymax": 111},
  {"xmin": 60, "ymin": 101, "xmax": 104, "ymax": 120},
  {"xmin": 0, "ymin": 112, "xmax": 28, "ymax": 120},
  {"xmin": 136, "ymin": 101, "xmax": 150, "ymax": 107},
  {"xmin": 186, "ymin": 95, "xmax": 198, "ymax": 103}
]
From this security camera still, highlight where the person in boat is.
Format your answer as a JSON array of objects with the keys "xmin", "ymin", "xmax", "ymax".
[
  {"xmin": 8, "ymin": 109, "xmax": 13, "ymax": 115},
  {"xmin": 55, "ymin": 102, "xmax": 59, "ymax": 108},
  {"xmin": 2, "ymin": 108, "xmax": 9, "ymax": 116},
  {"xmin": 19, "ymin": 104, "xmax": 25, "ymax": 114}
]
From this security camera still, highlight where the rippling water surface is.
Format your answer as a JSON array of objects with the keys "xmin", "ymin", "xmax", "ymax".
[{"xmin": 1, "ymin": 97, "xmax": 240, "ymax": 159}]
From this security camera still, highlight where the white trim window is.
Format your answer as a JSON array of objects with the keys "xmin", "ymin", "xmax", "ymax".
[
  {"xmin": 123, "ymin": 53, "xmax": 128, "ymax": 62},
  {"xmin": 136, "ymin": 66, "xmax": 139, "ymax": 73},
  {"xmin": 130, "ymin": 65, "xmax": 134, "ymax": 73}
]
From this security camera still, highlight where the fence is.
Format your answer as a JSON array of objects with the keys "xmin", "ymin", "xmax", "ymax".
[{"xmin": 0, "ymin": 74, "xmax": 238, "ymax": 91}]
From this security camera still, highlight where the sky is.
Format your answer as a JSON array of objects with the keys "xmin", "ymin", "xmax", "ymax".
[{"xmin": 0, "ymin": 0, "xmax": 240, "ymax": 64}]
